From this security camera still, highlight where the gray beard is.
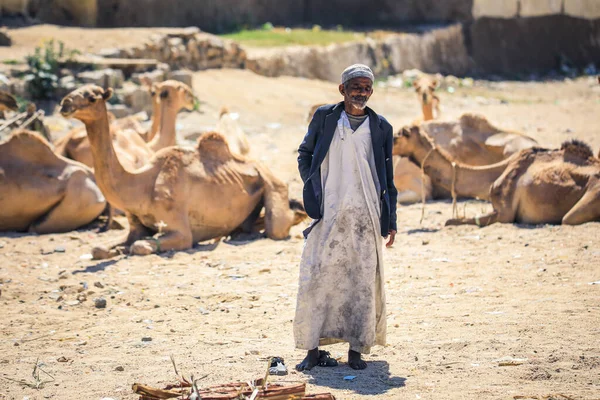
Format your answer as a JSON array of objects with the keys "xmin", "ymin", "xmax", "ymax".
[{"xmin": 351, "ymin": 100, "xmax": 368, "ymax": 110}]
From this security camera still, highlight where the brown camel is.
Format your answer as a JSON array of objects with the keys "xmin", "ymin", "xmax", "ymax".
[
  {"xmin": 0, "ymin": 129, "xmax": 106, "ymax": 233},
  {"xmin": 59, "ymin": 85, "xmax": 307, "ymax": 258},
  {"xmin": 446, "ymin": 140, "xmax": 600, "ymax": 226},
  {"xmin": 413, "ymin": 76, "xmax": 440, "ymax": 122},
  {"xmin": 393, "ymin": 114, "xmax": 539, "ymax": 202}
]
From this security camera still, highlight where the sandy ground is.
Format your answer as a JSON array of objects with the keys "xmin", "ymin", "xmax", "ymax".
[{"xmin": 1, "ymin": 67, "xmax": 600, "ymax": 400}]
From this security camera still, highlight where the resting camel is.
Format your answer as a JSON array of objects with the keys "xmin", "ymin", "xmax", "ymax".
[
  {"xmin": 55, "ymin": 80, "xmax": 194, "ymax": 170},
  {"xmin": 445, "ymin": 140, "xmax": 600, "ymax": 226},
  {"xmin": 59, "ymin": 85, "xmax": 307, "ymax": 258},
  {"xmin": 393, "ymin": 114, "xmax": 539, "ymax": 202},
  {"xmin": 394, "ymin": 125, "xmax": 521, "ymax": 201},
  {"xmin": 216, "ymin": 107, "xmax": 250, "ymax": 156},
  {"xmin": 0, "ymin": 129, "xmax": 106, "ymax": 233}
]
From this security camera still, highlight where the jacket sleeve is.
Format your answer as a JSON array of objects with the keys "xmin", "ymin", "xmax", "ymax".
[
  {"xmin": 384, "ymin": 124, "xmax": 398, "ymax": 232},
  {"xmin": 297, "ymin": 110, "xmax": 322, "ymax": 183}
]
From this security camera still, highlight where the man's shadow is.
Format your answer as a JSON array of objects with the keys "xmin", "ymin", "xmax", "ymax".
[{"xmin": 301, "ymin": 360, "xmax": 406, "ymax": 395}]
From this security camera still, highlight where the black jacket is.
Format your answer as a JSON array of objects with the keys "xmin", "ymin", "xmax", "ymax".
[{"xmin": 298, "ymin": 102, "xmax": 398, "ymax": 237}]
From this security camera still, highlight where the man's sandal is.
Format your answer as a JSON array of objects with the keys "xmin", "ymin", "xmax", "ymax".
[{"xmin": 318, "ymin": 350, "xmax": 339, "ymax": 367}]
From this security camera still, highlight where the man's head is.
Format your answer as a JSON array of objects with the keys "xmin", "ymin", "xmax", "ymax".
[{"xmin": 339, "ymin": 64, "xmax": 374, "ymax": 112}]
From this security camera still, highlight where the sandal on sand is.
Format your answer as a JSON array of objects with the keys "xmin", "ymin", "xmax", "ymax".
[
  {"xmin": 318, "ymin": 351, "xmax": 339, "ymax": 367},
  {"xmin": 269, "ymin": 357, "xmax": 288, "ymax": 375}
]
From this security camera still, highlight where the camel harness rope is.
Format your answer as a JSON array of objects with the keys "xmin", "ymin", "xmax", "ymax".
[{"xmin": 451, "ymin": 161, "xmax": 458, "ymax": 219}]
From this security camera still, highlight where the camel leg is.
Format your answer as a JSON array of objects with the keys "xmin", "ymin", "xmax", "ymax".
[
  {"xmin": 30, "ymin": 175, "xmax": 106, "ymax": 234},
  {"xmin": 92, "ymin": 214, "xmax": 151, "ymax": 259},
  {"xmin": 562, "ymin": 188, "xmax": 600, "ymax": 225},
  {"xmin": 129, "ymin": 222, "xmax": 193, "ymax": 256},
  {"xmin": 445, "ymin": 211, "xmax": 499, "ymax": 227}
]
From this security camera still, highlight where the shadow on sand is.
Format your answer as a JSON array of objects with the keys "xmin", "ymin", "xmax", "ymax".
[{"xmin": 300, "ymin": 360, "xmax": 406, "ymax": 395}]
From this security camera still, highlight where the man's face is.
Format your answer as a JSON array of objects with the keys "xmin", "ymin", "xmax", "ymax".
[{"xmin": 339, "ymin": 77, "xmax": 373, "ymax": 110}]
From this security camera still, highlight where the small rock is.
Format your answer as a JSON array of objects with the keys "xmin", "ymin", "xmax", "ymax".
[
  {"xmin": 93, "ymin": 282, "xmax": 104, "ymax": 289},
  {"xmin": 65, "ymin": 300, "xmax": 80, "ymax": 306},
  {"xmin": 168, "ymin": 70, "xmax": 193, "ymax": 87},
  {"xmin": 94, "ymin": 297, "xmax": 107, "ymax": 309},
  {"xmin": 115, "ymin": 366, "xmax": 124, "ymax": 371},
  {"xmin": 141, "ymin": 337, "xmax": 152, "ymax": 342},
  {"xmin": 198, "ymin": 307, "xmax": 209, "ymax": 315}
]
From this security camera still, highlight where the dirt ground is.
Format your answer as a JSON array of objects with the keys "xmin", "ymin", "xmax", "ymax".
[{"xmin": 1, "ymin": 57, "xmax": 600, "ymax": 399}]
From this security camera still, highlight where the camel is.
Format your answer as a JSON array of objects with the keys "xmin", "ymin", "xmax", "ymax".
[
  {"xmin": 445, "ymin": 139, "xmax": 600, "ymax": 227},
  {"xmin": 393, "ymin": 114, "xmax": 539, "ymax": 202},
  {"xmin": 393, "ymin": 124, "xmax": 522, "ymax": 201},
  {"xmin": 215, "ymin": 107, "xmax": 250, "ymax": 156},
  {"xmin": 59, "ymin": 85, "xmax": 307, "ymax": 258},
  {"xmin": 0, "ymin": 129, "xmax": 106, "ymax": 233},
  {"xmin": 412, "ymin": 76, "xmax": 440, "ymax": 123},
  {"xmin": 147, "ymin": 80, "xmax": 195, "ymax": 152},
  {"xmin": 55, "ymin": 80, "xmax": 194, "ymax": 170}
]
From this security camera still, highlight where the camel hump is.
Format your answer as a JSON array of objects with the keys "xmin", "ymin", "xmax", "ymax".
[
  {"xmin": 561, "ymin": 139, "xmax": 594, "ymax": 159},
  {"xmin": 5, "ymin": 129, "xmax": 50, "ymax": 147},
  {"xmin": 459, "ymin": 113, "xmax": 498, "ymax": 132},
  {"xmin": 219, "ymin": 107, "xmax": 229, "ymax": 118},
  {"xmin": 196, "ymin": 131, "xmax": 236, "ymax": 163}
]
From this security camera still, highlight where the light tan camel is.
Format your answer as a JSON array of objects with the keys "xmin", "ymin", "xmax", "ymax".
[
  {"xmin": 216, "ymin": 107, "xmax": 250, "ymax": 156},
  {"xmin": 147, "ymin": 80, "xmax": 195, "ymax": 152},
  {"xmin": 393, "ymin": 125, "xmax": 520, "ymax": 201},
  {"xmin": 446, "ymin": 140, "xmax": 600, "ymax": 226},
  {"xmin": 59, "ymin": 85, "xmax": 307, "ymax": 259},
  {"xmin": 393, "ymin": 114, "xmax": 539, "ymax": 202},
  {"xmin": 413, "ymin": 76, "xmax": 440, "ymax": 122},
  {"xmin": 0, "ymin": 129, "xmax": 106, "ymax": 233}
]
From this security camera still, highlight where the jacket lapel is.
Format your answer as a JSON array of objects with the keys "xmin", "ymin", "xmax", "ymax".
[
  {"xmin": 368, "ymin": 106, "xmax": 383, "ymax": 172},
  {"xmin": 311, "ymin": 102, "xmax": 343, "ymax": 174}
]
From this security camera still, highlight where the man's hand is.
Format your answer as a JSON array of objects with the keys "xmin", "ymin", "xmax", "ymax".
[{"xmin": 385, "ymin": 230, "xmax": 396, "ymax": 248}]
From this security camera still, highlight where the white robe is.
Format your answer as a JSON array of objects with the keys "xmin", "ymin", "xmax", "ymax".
[{"xmin": 294, "ymin": 111, "xmax": 386, "ymax": 354}]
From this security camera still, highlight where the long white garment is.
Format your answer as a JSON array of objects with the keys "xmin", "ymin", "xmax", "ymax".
[{"xmin": 294, "ymin": 111, "xmax": 386, "ymax": 354}]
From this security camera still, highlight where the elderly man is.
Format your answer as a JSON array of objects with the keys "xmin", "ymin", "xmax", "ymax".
[{"xmin": 294, "ymin": 64, "xmax": 397, "ymax": 371}]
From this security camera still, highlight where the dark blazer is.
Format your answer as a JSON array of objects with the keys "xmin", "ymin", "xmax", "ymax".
[{"xmin": 298, "ymin": 102, "xmax": 398, "ymax": 237}]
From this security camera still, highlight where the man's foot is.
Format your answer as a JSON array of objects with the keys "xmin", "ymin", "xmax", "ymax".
[
  {"xmin": 296, "ymin": 348, "xmax": 320, "ymax": 371},
  {"xmin": 348, "ymin": 350, "xmax": 367, "ymax": 370}
]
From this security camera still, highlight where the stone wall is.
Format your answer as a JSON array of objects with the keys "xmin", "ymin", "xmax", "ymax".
[{"xmin": 245, "ymin": 25, "xmax": 471, "ymax": 81}]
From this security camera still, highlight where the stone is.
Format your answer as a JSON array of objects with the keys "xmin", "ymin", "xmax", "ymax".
[
  {"xmin": 168, "ymin": 70, "xmax": 193, "ymax": 87},
  {"xmin": 132, "ymin": 69, "xmax": 165, "ymax": 85},
  {"xmin": 122, "ymin": 85, "xmax": 153, "ymax": 114},
  {"xmin": 141, "ymin": 337, "xmax": 152, "ymax": 342},
  {"xmin": 94, "ymin": 297, "xmax": 107, "ymax": 309},
  {"xmin": 105, "ymin": 69, "xmax": 124, "ymax": 89},
  {"xmin": 97, "ymin": 48, "xmax": 122, "ymax": 58},
  {"xmin": 115, "ymin": 366, "xmax": 124, "ymax": 371},
  {"xmin": 77, "ymin": 70, "xmax": 107, "ymax": 87},
  {"xmin": 107, "ymin": 104, "xmax": 134, "ymax": 119}
]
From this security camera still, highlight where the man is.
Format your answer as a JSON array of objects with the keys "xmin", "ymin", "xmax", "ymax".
[{"xmin": 294, "ymin": 64, "xmax": 397, "ymax": 371}]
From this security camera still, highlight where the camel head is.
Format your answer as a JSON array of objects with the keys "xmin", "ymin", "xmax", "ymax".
[
  {"xmin": 393, "ymin": 125, "xmax": 421, "ymax": 157},
  {"xmin": 60, "ymin": 85, "xmax": 113, "ymax": 123},
  {"xmin": 157, "ymin": 80, "xmax": 195, "ymax": 112},
  {"xmin": 413, "ymin": 76, "xmax": 439, "ymax": 106}
]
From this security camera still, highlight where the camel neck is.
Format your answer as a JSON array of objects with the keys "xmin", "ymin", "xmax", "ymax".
[
  {"xmin": 147, "ymin": 98, "xmax": 162, "ymax": 142},
  {"xmin": 83, "ymin": 105, "xmax": 135, "ymax": 208},
  {"xmin": 414, "ymin": 137, "xmax": 510, "ymax": 200},
  {"xmin": 150, "ymin": 101, "xmax": 177, "ymax": 151},
  {"xmin": 421, "ymin": 103, "xmax": 434, "ymax": 121}
]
